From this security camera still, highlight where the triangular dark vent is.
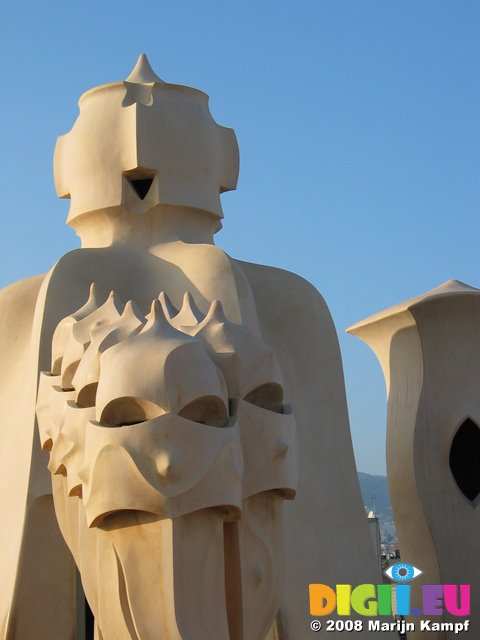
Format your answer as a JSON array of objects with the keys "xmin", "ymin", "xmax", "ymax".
[
  {"xmin": 449, "ymin": 418, "xmax": 480, "ymax": 502},
  {"xmin": 130, "ymin": 178, "xmax": 153, "ymax": 200}
]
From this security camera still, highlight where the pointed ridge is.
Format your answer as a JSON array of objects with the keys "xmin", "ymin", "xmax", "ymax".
[
  {"xmin": 158, "ymin": 291, "xmax": 178, "ymax": 320},
  {"xmin": 104, "ymin": 290, "xmax": 125, "ymax": 316},
  {"xmin": 190, "ymin": 299, "xmax": 226, "ymax": 335},
  {"xmin": 72, "ymin": 282, "xmax": 105, "ymax": 320},
  {"xmin": 206, "ymin": 299, "xmax": 226, "ymax": 324},
  {"xmin": 88, "ymin": 300, "xmax": 144, "ymax": 344},
  {"xmin": 201, "ymin": 299, "xmax": 229, "ymax": 332},
  {"xmin": 126, "ymin": 53, "xmax": 164, "ymax": 84},
  {"xmin": 170, "ymin": 291, "xmax": 205, "ymax": 328},
  {"xmin": 71, "ymin": 291, "xmax": 124, "ymax": 344},
  {"xmin": 122, "ymin": 299, "xmax": 146, "ymax": 324},
  {"xmin": 142, "ymin": 298, "xmax": 175, "ymax": 334},
  {"xmin": 108, "ymin": 290, "xmax": 126, "ymax": 312},
  {"xmin": 87, "ymin": 282, "xmax": 101, "ymax": 304},
  {"xmin": 96, "ymin": 308, "xmax": 147, "ymax": 353},
  {"xmin": 149, "ymin": 298, "xmax": 164, "ymax": 320},
  {"xmin": 181, "ymin": 292, "xmax": 204, "ymax": 322},
  {"xmin": 96, "ymin": 300, "xmax": 146, "ymax": 352}
]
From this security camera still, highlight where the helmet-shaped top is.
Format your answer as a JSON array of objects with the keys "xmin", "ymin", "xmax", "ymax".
[{"xmin": 54, "ymin": 55, "xmax": 239, "ymax": 228}]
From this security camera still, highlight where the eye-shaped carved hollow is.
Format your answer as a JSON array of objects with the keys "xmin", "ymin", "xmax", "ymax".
[
  {"xmin": 244, "ymin": 382, "xmax": 284, "ymax": 414},
  {"xmin": 100, "ymin": 397, "xmax": 166, "ymax": 427},
  {"xmin": 100, "ymin": 394, "xmax": 229, "ymax": 428},
  {"xmin": 60, "ymin": 360, "xmax": 80, "ymax": 391},
  {"xmin": 76, "ymin": 382, "xmax": 98, "ymax": 408},
  {"xmin": 178, "ymin": 395, "xmax": 229, "ymax": 427}
]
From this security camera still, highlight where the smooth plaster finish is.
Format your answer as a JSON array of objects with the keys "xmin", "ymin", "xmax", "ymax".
[
  {"xmin": 54, "ymin": 53, "xmax": 239, "ymax": 229},
  {"xmin": 0, "ymin": 55, "xmax": 389, "ymax": 639},
  {"xmin": 348, "ymin": 280, "xmax": 480, "ymax": 640}
]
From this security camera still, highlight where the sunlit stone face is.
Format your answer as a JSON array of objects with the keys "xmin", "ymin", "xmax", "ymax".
[
  {"xmin": 53, "ymin": 56, "xmax": 239, "ymax": 226},
  {"xmin": 37, "ymin": 285, "xmax": 298, "ymax": 639}
]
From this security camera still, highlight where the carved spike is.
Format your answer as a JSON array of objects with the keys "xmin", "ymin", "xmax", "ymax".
[
  {"xmin": 183, "ymin": 292, "xmax": 204, "ymax": 322},
  {"xmin": 142, "ymin": 298, "xmax": 173, "ymax": 333},
  {"xmin": 51, "ymin": 282, "xmax": 105, "ymax": 373},
  {"xmin": 169, "ymin": 291, "xmax": 205, "ymax": 328},
  {"xmin": 208, "ymin": 299, "xmax": 226, "ymax": 323},
  {"xmin": 133, "ymin": 297, "xmax": 200, "ymax": 350},
  {"xmin": 123, "ymin": 299, "xmax": 144, "ymax": 319},
  {"xmin": 126, "ymin": 53, "xmax": 164, "ymax": 84},
  {"xmin": 73, "ymin": 283, "xmax": 104, "ymax": 320},
  {"xmin": 71, "ymin": 290, "xmax": 125, "ymax": 344},
  {"xmin": 158, "ymin": 291, "xmax": 178, "ymax": 320},
  {"xmin": 193, "ymin": 299, "xmax": 226, "ymax": 333},
  {"xmin": 98, "ymin": 300, "xmax": 146, "ymax": 351}
]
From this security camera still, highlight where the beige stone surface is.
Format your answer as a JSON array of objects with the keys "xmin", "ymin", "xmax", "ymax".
[
  {"xmin": 37, "ymin": 280, "xmax": 298, "ymax": 639},
  {"xmin": 0, "ymin": 55, "xmax": 389, "ymax": 639},
  {"xmin": 349, "ymin": 279, "xmax": 480, "ymax": 640},
  {"xmin": 54, "ymin": 53, "xmax": 239, "ymax": 230},
  {"xmin": 0, "ymin": 274, "xmax": 79, "ymax": 639}
]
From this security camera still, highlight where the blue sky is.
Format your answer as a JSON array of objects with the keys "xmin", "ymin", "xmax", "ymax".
[{"xmin": 1, "ymin": 2, "xmax": 479, "ymax": 474}]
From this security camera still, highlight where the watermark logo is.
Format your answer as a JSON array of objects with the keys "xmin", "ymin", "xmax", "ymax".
[
  {"xmin": 384, "ymin": 562, "xmax": 422, "ymax": 582},
  {"xmin": 309, "ymin": 563, "xmax": 471, "ymax": 634}
]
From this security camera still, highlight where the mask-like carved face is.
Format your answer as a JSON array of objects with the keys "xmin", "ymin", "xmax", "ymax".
[
  {"xmin": 37, "ymin": 286, "xmax": 298, "ymax": 640},
  {"xmin": 53, "ymin": 56, "xmax": 239, "ymax": 226}
]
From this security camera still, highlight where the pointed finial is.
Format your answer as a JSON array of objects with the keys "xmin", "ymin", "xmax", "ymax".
[
  {"xmin": 158, "ymin": 291, "xmax": 178, "ymax": 320},
  {"xmin": 205, "ymin": 299, "xmax": 226, "ymax": 324},
  {"xmin": 169, "ymin": 292, "xmax": 205, "ymax": 328},
  {"xmin": 126, "ymin": 53, "xmax": 164, "ymax": 84}
]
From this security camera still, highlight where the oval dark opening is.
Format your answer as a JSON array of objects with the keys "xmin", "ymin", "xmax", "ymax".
[{"xmin": 449, "ymin": 418, "xmax": 480, "ymax": 502}]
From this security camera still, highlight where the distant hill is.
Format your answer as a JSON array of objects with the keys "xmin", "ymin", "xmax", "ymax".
[
  {"xmin": 358, "ymin": 472, "xmax": 397, "ymax": 544},
  {"xmin": 357, "ymin": 472, "xmax": 392, "ymax": 521}
]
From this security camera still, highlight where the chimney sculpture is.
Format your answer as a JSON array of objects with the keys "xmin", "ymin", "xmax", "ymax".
[
  {"xmin": 349, "ymin": 280, "xmax": 480, "ymax": 639},
  {"xmin": 0, "ymin": 55, "xmax": 389, "ymax": 639}
]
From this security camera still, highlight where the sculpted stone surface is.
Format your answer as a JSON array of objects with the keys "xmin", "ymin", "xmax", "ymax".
[
  {"xmin": 54, "ymin": 53, "xmax": 239, "ymax": 230},
  {"xmin": 348, "ymin": 280, "xmax": 480, "ymax": 640},
  {"xmin": 0, "ymin": 55, "xmax": 387, "ymax": 639},
  {"xmin": 38, "ymin": 288, "xmax": 296, "ymax": 638}
]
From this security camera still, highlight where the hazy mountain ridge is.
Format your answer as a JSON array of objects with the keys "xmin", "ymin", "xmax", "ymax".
[
  {"xmin": 357, "ymin": 471, "xmax": 391, "ymax": 517},
  {"xmin": 358, "ymin": 472, "xmax": 397, "ymax": 543}
]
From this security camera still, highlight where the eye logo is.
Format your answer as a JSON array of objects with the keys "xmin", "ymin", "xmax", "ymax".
[{"xmin": 384, "ymin": 562, "xmax": 423, "ymax": 583}]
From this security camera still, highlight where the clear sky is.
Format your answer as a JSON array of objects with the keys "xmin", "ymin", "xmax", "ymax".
[{"xmin": 1, "ymin": 2, "xmax": 478, "ymax": 474}]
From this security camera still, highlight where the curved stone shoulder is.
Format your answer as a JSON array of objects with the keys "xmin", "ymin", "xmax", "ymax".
[
  {"xmin": 0, "ymin": 275, "xmax": 45, "ymax": 379},
  {"xmin": 236, "ymin": 259, "xmax": 388, "ymax": 636},
  {"xmin": 236, "ymin": 259, "xmax": 327, "ymax": 298},
  {"xmin": 235, "ymin": 260, "xmax": 340, "ymax": 360},
  {"xmin": 0, "ymin": 273, "xmax": 45, "ymax": 314}
]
